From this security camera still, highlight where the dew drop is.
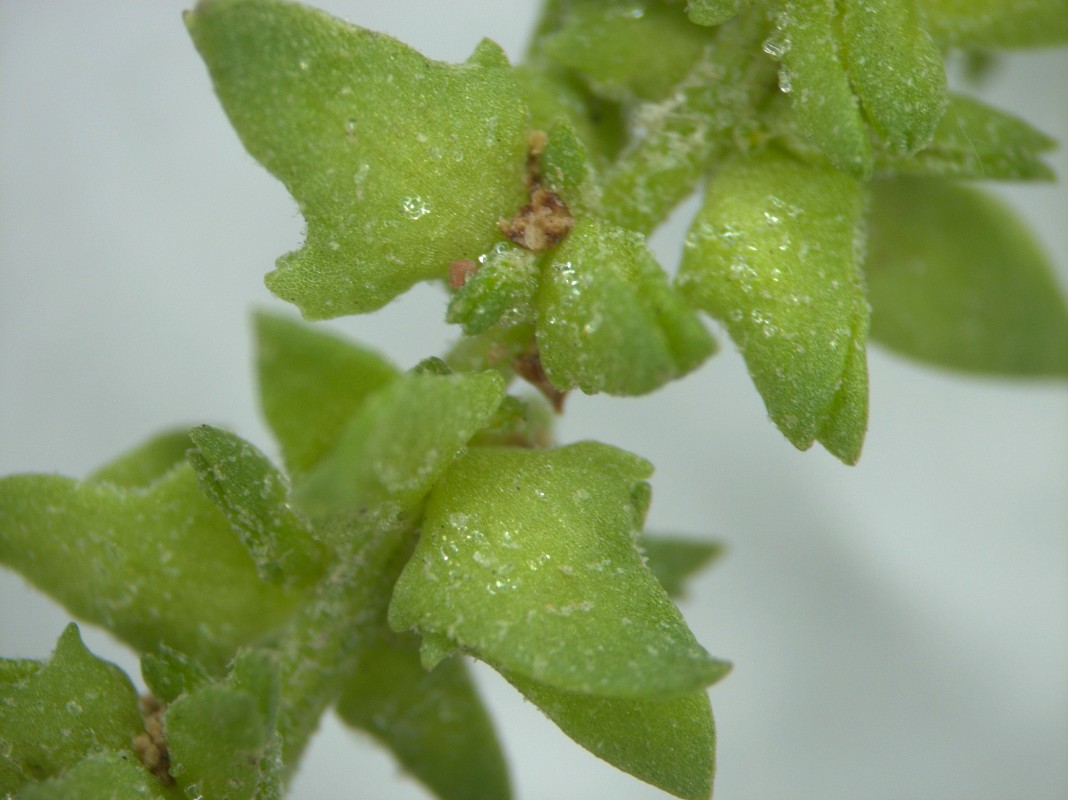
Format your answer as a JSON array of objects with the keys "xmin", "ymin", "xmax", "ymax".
[{"xmin": 401, "ymin": 196, "xmax": 431, "ymax": 220}]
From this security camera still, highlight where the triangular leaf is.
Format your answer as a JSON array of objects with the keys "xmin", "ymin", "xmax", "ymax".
[
  {"xmin": 389, "ymin": 443, "xmax": 730, "ymax": 698},
  {"xmin": 87, "ymin": 429, "xmax": 193, "ymax": 490},
  {"xmin": 255, "ymin": 312, "xmax": 398, "ymax": 476},
  {"xmin": 187, "ymin": 0, "xmax": 529, "ymax": 317},
  {"xmin": 336, "ymin": 633, "xmax": 510, "ymax": 800},
  {"xmin": 678, "ymin": 150, "xmax": 870, "ymax": 462},
  {"xmin": 640, "ymin": 534, "xmax": 723, "ymax": 598},
  {"xmin": 866, "ymin": 177, "xmax": 1068, "ymax": 375}
]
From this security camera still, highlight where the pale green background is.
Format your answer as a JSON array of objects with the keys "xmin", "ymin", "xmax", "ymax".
[{"xmin": 1, "ymin": 3, "xmax": 1066, "ymax": 798}]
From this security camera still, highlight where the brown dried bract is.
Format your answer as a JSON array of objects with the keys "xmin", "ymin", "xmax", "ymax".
[
  {"xmin": 513, "ymin": 346, "xmax": 568, "ymax": 413},
  {"xmin": 448, "ymin": 259, "xmax": 478, "ymax": 289},
  {"xmin": 133, "ymin": 694, "xmax": 175, "ymax": 786},
  {"xmin": 498, "ymin": 187, "xmax": 574, "ymax": 253}
]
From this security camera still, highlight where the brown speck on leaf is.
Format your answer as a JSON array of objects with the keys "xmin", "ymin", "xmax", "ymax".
[
  {"xmin": 499, "ymin": 187, "xmax": 574, "ymax": 253},
  {"xmin": 448, "ymin": 259, "xmax": 478, "ymax": 289},
  {"xmin": 133, "ymin": 694, "xmax": 175, "ymax": 786},
  {"xmin": 514, "ymin": 346, "xmax": 568, "ymax": 412},
  {"xmin": 526, "ymin": 129, "xmax": 549, "ymax": 188}
]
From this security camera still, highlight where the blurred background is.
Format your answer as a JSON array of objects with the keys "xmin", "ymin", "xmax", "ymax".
[{"xmin": 1, "ymin": 3, "xmax": 1066, "ymax": 798}]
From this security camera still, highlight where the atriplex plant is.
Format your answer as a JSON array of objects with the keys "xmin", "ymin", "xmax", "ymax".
[{"xmin": 2, "ymin": 0, "xmax": 1067, "ymax": 798}]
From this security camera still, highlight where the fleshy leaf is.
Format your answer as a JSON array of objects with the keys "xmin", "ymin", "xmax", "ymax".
[
  {"xmin": 920, "ymin": 0, "xmax": 1068, "ymax": 48},
  {"xmin": 446, "ymin": 243, "xmax": 540, "ymax": 335},
  {"xmin": 390, "ymin": 443, "xmax": 730, "ymax": 698},
  {"xmin": 687, "ymin": 0, "xmax": 748, "ymax": 26},
  {"xmin": 255, "ymin": 312, "xmax": 398, "ymax": 476},
  {"xmin": 188, "ymin": 425, "xmax": 329, "ymax": 588},
  {"xmin": 187, "ymin": 0, "xmax": 529, "ymax": 317},
  {"xmin": 678, "ymin": 150, "xmax": 870, "ymax": 463},
  {"xmin": 87, "ymin": 429, "xmax": 193, "ymax": 490},
  {"xmin": 0, "ymin": 465, "xmax": 299, "ymax": 674},
  {"xmin": 601, "ymin": 12, "xmax": 774, "ymax": 234},
  {"xmin": 540, "ymin": 0, "xmax": 715, "ymax": 102},
  {"xmin": 537, "ymin": 217, "xmax": 715, "ymax": 396},
  {"xmin": 468, "ymin": 394, "xmax": 554, "ymax": 450},
  {"xmin": 866, "ymin": 177, "xmax": 1068, "ymax": 375},
  {"xmin": 18, "ymin": 751, "xmax": 183, "ymax": 800},
  {"xmin": 875, "ymin": 93, "xmax": 1056, "ymax": 181},
  {"xmin": 774, "ymin": 0, "xmax": 872, "ymax": 176},
  {"xmin": 640, "ymin": 534, "xmax": 724, "ymax": 598},
  {"xmin": 295, "ymin": 371, "xmax": 506, "ymax": 524},
  {"xmin": 506, "ymin": 673, "xmax": 714, "ymax": 800},
  {"xmin": 0, "ymin": 624, "xmax": 143, "ymax": 791},
  {"xmin": 165, "ymin": 650, "xmax": 282, "ymax": 800},
  {"xmin": 336, "ymin": 633, "xmax": 510, "ymax": 800},
  {"xmin": 540, "ymin": 118, "xmax": 603, "ymax": 217},
  {"xmin": 840, "ymin": 0, "xmax": 947, "ymax": 154},
  {"xmin": 140, "ymin": 647, "xmax": 210, "ymax": 705}
]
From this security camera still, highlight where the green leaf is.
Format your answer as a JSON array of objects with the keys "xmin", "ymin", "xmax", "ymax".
[
  {"xmin": 866, "ymin": 178, "xmax": 1068, "ymax": 375},
  {"xmin": 540, "ymin": 118, "xmax": 603, "ymax": 217},
  {"xmin": 678, "ymin": 150, "xmax": 870, "ymax": 463},
  {"xmin": 188, "ymin": 425, "xmax": 329, "ymax": 588},
  {"xmin": 18, "ymin": 751, "xmax": 183, "ymax": 800},
  {"xmin": 0, "ymin": 465, "xmax": 300, "ymax": 674},
  {"xmin": 840, "ymin": 0, "xmax": 947, "ymax": 153},
  {"xmin": 468, "ymin": 394, "xmax": 555, "ymax": 450},
  {"xmin": 446, "ymin": 243, "xmax": 540, "ymax": 335},
  {"xmin": 295, "ymin": 371, "xmax": 506, "ymax": 525},
  {"xmin": 920, "ymin": 0, "xmax": 1068, "ymax": 48},
  {"xmin": 687, "ymin": 0, "xmax": 748, "ymax": 26},
  {"xmin": 87, "ymin": 429, "xmax": 193, "ymax": 490},
  {"xmin": 537, "ymin": 217, "xmax": 715, "ymax": 396},
  {"xmin": 640, "ymin": 534, "xmax": 723, "ymax": 598},
  {"xmin": 336, "ymin": 634, "xmax": 510, "ymax": 800},
  {"xmin": 773, "ymin": 0, "xmax": 872, "ymax": 176},
  {"xmin": 187, "ymin": 0, "xmax": 529, "ymax": 317},
  {"xmin": 0, "ymin": 624, "xmax": 143, "ymax": 791},
  {"xmin": 389, "ymin": 443, "xmax": 730, "ymax": 698},
  {"xmin": 540, "ymin": 0, "xmax": 716, "ymax": 102},
  {"xmin": 165, "ymin": 650, "xmax": 282, "ymax": 800},
  {"xmin": 875, "ymin": 93, "xmax": 1056, "ymax": 181},
  {"xmin": 140, "ymin": 647, "xmax": 210, "ymax": 705},
  {"xmin": 506, "ymin": 673, "xmax": 714, "ymax": 800},
  {"xmin": 601, "ymin": 11, "xmax": 774, "ymax": 234},
  {"xmin": 255, "ymin": 312, "xmax": 398, "ymax": 476}
]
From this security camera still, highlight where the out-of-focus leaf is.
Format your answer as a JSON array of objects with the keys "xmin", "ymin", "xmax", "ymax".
[
  {"xmin": 18, "ymin": 751, "xmax": 183, "ymax": 800},
  {"xmin": 0, "ymin": 625, "xmax": 142, "ymax": 791},
  {"xmin": 255, "ymin": 312, "xmax": 398, "ymax": 476},
  {"xmin": 840, "ymin": 0, "xmax": 947, "ymax": 153},
  {"xmin": 187, "ymin": 0, "xmax": 529, "ymax": 317},
  {"xmin": 602, "ymin": 12, "xmax": 774, "ymax": 234},
  {"xmin": 140, "ymin": 646, "xmax": 210, "ymax": 705},
  {"xmin": 295, "ymin": 371, "xmax": 506, "ymax": 525},
  {"xmin": 640, "ymin": 534, "xmax": 723, "ymax": 598},
  {"xmin": 446, "ymin": 243, "xmax": 540, "ymax": 335},
  {"xmin": 866, "ymin": 178, "xmax": 1068, "ymax": 375},
  {"xmin": 537, "ymin": 217, "xmax": 715, "ymax": 396},
  {"xmin": 774, "ymin": 0, "xmax": 872, "ymax": 176},
  {"xmin": 188, "ymin": 425, "xmax": 329, "ymax": 588},
  {"xmin": 0, "ymin": 466, "xmax": 299, "ymax": 675},
  {"xmin": 336, "ymin": 633, "xmax": 510, "ymax": 800},
  {"xmin": 87, "ymin": 430, "xmax": 192, "ymax": 490},
  {"xmin": 920, "ymin": 0, "xmax": 1068, "ymax": 48},
  {"xmin": 468, "ymin": 394, "xmax": 554, "ymax": 450},
  {"xmin": 506, "ymin": 673, "xmax": 714, "ymax": 800},
  {"xmin": 540, "ymin": 0, "xmax": 715, "ymax": 102},
  {"xmin": 390, "ymin": 443, "xmax": 730, "ymax": 698},
  {"xmin": 875, "ymin": 93, "xmax": 1056, "ymax": 180},
  {"xmin": 165, "ymin": 650, "xmax": 281, "ymax": 800},
  {"xmin": 678, "ymin": 150, "xmax": 870, "ymax": 463},
  {"xmin": 687, "ymin": 0, "xmax": 748, "ymax": 26}
]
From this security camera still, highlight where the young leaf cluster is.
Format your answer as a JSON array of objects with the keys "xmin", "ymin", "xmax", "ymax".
[{"xmin": 2, "ymin": 0, "xmax": 1067, "ymax": 799}]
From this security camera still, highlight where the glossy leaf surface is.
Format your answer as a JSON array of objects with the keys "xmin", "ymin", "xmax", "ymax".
[
  {"xmin": 679, "ymin": 150, "xmax": 869, "ymax": 463},
  {"xmin": 537, "ymin": 217, "xmax": 715, "ymax": 396},
  {"xmin": 0, "ymin": 625, "xmax": 142, "ymax": 791},
  {"xmin": 507, "ymin": 673, "xmax": 714, "ymax": 800},
  {"xmin": 188, "ymin": 0, "xmax": 529, "ymax": 317},
  {"xmin": 256, "ymin": 312, "xmax": 398, "ymax": 476},
  {"xmin": 337, "ymin": 635, "xmax": 510, "ymax": 800},
  {"xmin": 390, "ymin": 443, "xmax": 730, "ymax": 698},
  {"xmin": 0, "ymin": 465, "xmax": 299, "ymax": 674},
  {"xmin": 866, "ymin": 178, "xmax": 1068, "ymax": 375}
]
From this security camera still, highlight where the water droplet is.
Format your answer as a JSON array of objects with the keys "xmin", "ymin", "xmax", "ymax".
[
  {"xmin": 778, "ymin": 70, "xmax": 793, "ymax": 94},
  {"xmin": 401, "ymin": 196, "xmax": 431, "ymax": 220},
  {"xmin": 763, "ymin": 38, "xmax": 786, "ymax": 59}
]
